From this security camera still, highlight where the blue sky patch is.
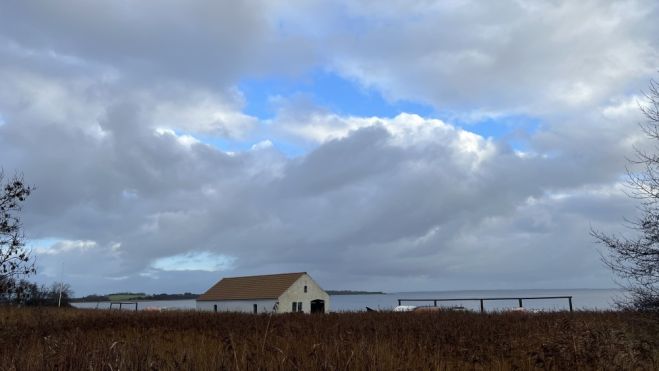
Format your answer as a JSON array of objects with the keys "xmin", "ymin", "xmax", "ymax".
[
  {"xmin": 27, "ymin": 238, "xmax": 62, "ymax": 250},
  {"xmin": 239, "ymin": 69, "xmax": 436, "ymax": 120}
]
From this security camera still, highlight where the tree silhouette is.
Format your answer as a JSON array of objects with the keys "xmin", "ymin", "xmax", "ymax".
[
  {"xmin": 0, "ymin": 171, "xmax": 35, "ymax": 296},
  {"xmin": 593, "ymin": 79, "xmax": 659, "ymax": 312}
]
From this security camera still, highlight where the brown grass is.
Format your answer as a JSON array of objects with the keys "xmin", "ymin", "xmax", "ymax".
[{"xmin": 0, "ymin": 307, "xmax": 657, "ymax": 370}]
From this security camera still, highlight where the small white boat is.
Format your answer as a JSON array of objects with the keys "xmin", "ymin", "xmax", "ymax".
[{"xmin": 393, "ymin": 305, "xmax": 417, "ymax": 312}]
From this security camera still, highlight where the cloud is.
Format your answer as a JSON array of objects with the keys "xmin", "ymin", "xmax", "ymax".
[
  {"xmin": 150, "ymin": 89, "xmax": 257, "ymax": 139},
  {"xmin": 151, "ymin": 252, "xmax": 236, "ymax": 272},
  {"xmin": 33, "ymin": 239, "xmax": 124, "ymax": 281},
  {"xmin": 35, "ymin": 240, "xmax": 98, "ymax": 256},
  {"xmin": 324, "ymin": 0, "xmax": 659, "ymax": 113},
  {"xmin": 2, "ymin": 0, "xmax": 657, "ymax": 118},
  {"xmin": 1, "ymin": 54, "xmax": 645, "ymax": 293},
  {"xmin": 0, "ymin": 0, "xmax": 317, "ymax": 86},
  {"xmin": 0, "ymin": 0, "xmax": 656, "ymax": 295},
  {"xmin": 5, "ymin": 97, "xmax": 637, "ymax": 293}
]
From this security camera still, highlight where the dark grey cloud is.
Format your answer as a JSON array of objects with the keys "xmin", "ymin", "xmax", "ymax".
[{"xmin": 0, "ymin": 0, "xmax": 316, "ymax": 86}]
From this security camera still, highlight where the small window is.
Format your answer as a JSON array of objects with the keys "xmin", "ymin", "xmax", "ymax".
[
  {"xmin": 292, "ymin": 302, "xmax": 297, "ymax": 312},
  {"xmin": 304, "ymin": 285, "xmax": 307, "ymax": 293},
  {"xmin": 298, "ymin": 301, "xmax": 303, "ymax": 312},
  {"xmin": 253, "ymin": 304, "xmax": 258, "ymax": 314}
]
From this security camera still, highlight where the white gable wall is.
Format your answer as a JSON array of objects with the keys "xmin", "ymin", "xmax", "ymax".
[
  {"xmin": 196, "ymin": 299, "xmax": 277, "ymax": 313},
  {"xmin": 277, "ymin": 273, "xmax": 330, "ymax": 313}
]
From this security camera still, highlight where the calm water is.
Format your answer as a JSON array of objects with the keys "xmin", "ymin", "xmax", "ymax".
[{"xmin": 72, "ymin": 288, "xmax": 625, "ymax": 312}]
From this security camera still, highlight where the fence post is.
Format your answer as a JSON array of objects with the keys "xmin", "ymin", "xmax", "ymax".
[
  {"xmin": 518, "ymin": 299, "xmax": 523, "ymax": 308},
  {"xmin": 434, "ymin": 300, "xmax": 437, "ymax": 307},
  {"xmin": 480, "ymin": 299, "xmax": 484, "ymax": 313},
  {"xmin": 568, "ymin": 297, "xmax": 573, "ymax": 312},
  {"xmin": 398, "ymin": 299, "xmax": 401, "ymax": 306}
]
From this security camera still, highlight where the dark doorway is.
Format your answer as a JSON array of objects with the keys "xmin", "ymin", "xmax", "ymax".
[
  {"xmin": 214, "ymin": 304, "xmax": 217, "ymax": 313},
  {"xmin": 253, "ymin": 304, "xmax": 258, "ymax": 314},
  {"xmin": 310, "ymin": 299, "xmax": 325, "ymax": 314}
]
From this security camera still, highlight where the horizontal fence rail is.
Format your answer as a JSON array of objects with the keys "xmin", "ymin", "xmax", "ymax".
[
  {"xmin": 397, "ymin": 296, "xmax": 573, "ymax": 313},
  {"xmin": 109, "ymin": 302, "xmax": 139, "ymax": 311}
]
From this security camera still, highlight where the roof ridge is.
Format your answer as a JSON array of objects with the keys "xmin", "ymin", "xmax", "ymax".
[{"xmin": 222, "ymin": 272, "xmax": 306, "ymax": 279}]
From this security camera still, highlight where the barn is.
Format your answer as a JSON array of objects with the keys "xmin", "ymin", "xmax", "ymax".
[{"xmin": 196, "ymin": 272, "xmax": 330, "ymax": 314}]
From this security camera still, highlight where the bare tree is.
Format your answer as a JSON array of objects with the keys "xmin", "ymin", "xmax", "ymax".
[
  {"xmin": 2, "ymin": 280, "xmax": 74, "ymax": 307},
  {"xmin": 592, "ymin": 79, "xmax": 659, "ymax": 312},
  {"xmin": 0, "ymin": 171, "xmax": 35, "ymax": 296}
]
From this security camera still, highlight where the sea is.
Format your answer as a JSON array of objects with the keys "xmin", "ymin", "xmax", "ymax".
[{"xmin": 71, "ymin": 288, "xmax": 626, "ymax": 312}]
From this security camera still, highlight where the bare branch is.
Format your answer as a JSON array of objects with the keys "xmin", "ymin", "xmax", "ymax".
[
  {"xmin": 592, "ymin": 78, "xmax": 659, "ymax": 312},
  {"xmin": 0, "ymin": 170, "xmax": 36, "ymax": 299}
]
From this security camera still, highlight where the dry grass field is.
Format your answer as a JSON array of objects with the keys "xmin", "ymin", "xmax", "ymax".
[{"xmin": 0, "ymin": 307, "xmax": 657, "ymax": 370}]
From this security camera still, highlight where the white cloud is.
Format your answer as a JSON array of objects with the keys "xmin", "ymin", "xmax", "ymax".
[
  {"xmin": 154, "ymin": 128, "xmax": 201, "ymax": 148},
  {"xmin": 324, "ymin": 0, "xmax": 658, "ymax": 114},
  {"xmin": 274, "ymin": 101, "xmax": 498, "ymax": 168},
  {"xmin": 151, "ymin": 251, "xmax": 236, "ymax": 272},
  {"xmin": 149, "ymin": 88, "xmax": 258, "ymax": 138},
  {"xmin": 34, "ymin": 240, "xmax": 97, "ymax": 255}
]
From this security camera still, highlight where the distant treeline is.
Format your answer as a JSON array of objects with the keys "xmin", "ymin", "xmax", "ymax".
[
  {"xmin": 72, "ymin": 292, "xmax": 199, "ymax": 302},
  {"xmin": 327, "ymin": 290, "xmax": 385, "ymax": 295},
  {"xmin": 0, "ymin": 279, "xmax": 74, "ymax": 307}
]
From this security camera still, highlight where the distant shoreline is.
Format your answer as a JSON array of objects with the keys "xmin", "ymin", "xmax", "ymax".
[
  {"xmin": 72, "ymin": 290, "xmax": 387, "ymax": 302},
  {"xmin": 71, "ymin": 293, "xmax": 199, "ymax": 303},
  {"xmin": 326, "ymin": 290, "xmax": 385, "ymax": 295}
]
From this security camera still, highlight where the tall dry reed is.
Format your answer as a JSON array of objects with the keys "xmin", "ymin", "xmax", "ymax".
[{"xmin": 0, "ymin": 307, "xmax": 657, "ymax": 370}]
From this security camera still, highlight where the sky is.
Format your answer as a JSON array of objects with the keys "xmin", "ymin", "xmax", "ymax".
[{"xmin": 1, "ymin": 0, "xmax": 658, "ymax": 296}]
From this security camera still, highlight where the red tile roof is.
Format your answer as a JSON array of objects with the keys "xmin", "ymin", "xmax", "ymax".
[{"xmin": 197, "ymin": 272, "xmax": 306, "ymax": 301}]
